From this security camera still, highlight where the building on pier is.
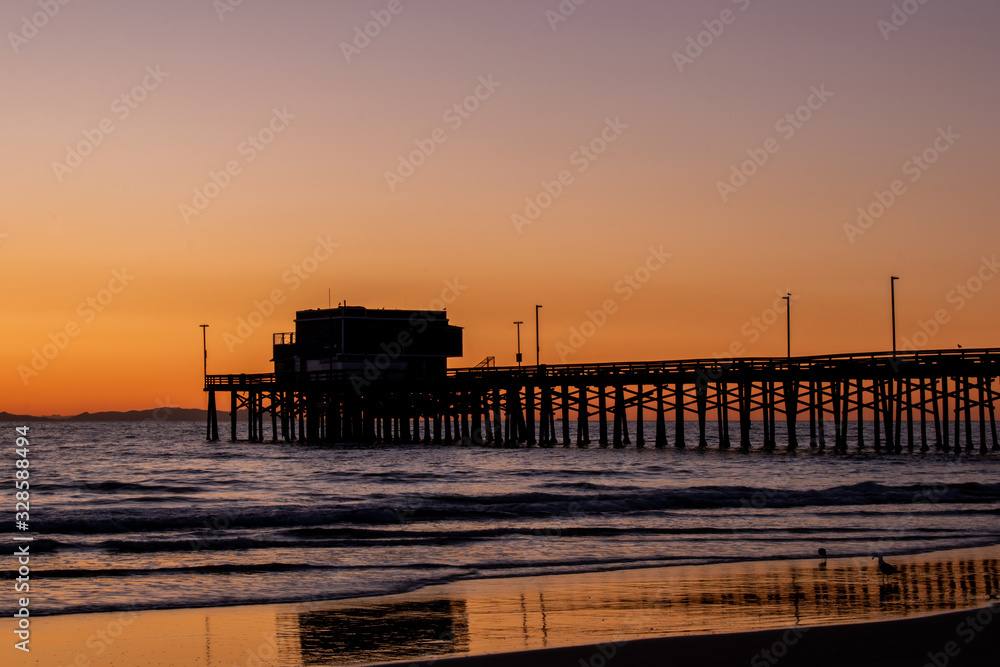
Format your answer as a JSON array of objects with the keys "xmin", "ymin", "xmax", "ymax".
[{"xmin": 272, "ymin": 306, "xmax": 463, "ymax": 378}]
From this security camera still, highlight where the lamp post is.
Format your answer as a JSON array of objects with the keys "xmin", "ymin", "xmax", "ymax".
[
  {"xmin": 535, "ymin": 305, "xmax": 542, "ymax": 366},
  {"xmin": 782, "ymin": 294, "xmax": 791, "ymax": 359},
  {"xmin": 891, "ymin": 276, "xmax": 899, "ymax": 355},
  {"xmin": 200, "ymin": 324, "xmax": 209, "ymax": 379},
  {"xmin": 513, "ymin": 321, "xmax": 523, "ymax": 366}
]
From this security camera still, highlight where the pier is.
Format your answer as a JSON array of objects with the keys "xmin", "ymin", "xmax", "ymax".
[{"xmin": 205, "ymin": 335, "xmax": 1000, "ymax": 454}]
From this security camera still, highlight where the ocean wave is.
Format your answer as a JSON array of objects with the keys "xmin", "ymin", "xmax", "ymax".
[
  {"xmin": 28, "ymin": 481, "xmax": 1000, "ymax": 536},
  {"xmin": 11, "ymin": 525, "xmax": 979, "ymax": 558},
  {"xmin": 43, "ymin": 480, "xmax": 206, "ymax": 494}
]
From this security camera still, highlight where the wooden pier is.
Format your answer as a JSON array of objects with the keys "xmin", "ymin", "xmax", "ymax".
[{"xmin": 204, "ymin": 348, "xmax": 1000, "ymax": 454}]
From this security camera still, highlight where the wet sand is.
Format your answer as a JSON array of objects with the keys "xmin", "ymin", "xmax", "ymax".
[
  {"xmin": 363, "ymin": 606, "xmax": 1000, "ymax": 667},
  {"xmin": 4, "ymin": 545, "xmax": 999, "ymax": 666}
]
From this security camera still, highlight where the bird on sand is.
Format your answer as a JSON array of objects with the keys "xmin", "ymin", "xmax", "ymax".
[{"xmin": 873, "ymin": 555, "xmax": 901, "ymax": 580}]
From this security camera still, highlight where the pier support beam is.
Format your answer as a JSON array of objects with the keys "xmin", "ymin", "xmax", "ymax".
[
  {"xmin": 964, "ymin": 377, "xmax": 974, "ymax": 454},
  {"xmin": 576, "ymin": 385, "xmax": 590, "ymax": 447},
  {"xmin": 832, "ymin": 381, "xmax": 842, "ymax": 452},
  {"xmin": 978, "ymin": 377, "xmax": 988, "ymax": 455},
  {"xmin": 674, "ymin": 383, "xmax": 685, "ymax": 449},
  {"xmin": 561, "ymin": 385, "xmax": 571, "ymax": 447},
  {"xmin": 696, "ymin": 379, "xmax": 708, "ymax": 449},
  {"xmin": 942, "ymin": 377, "xmax": 950, "ymax": 453},
  {"xmin": 764, "ymin": 379, "xmax": 776, "ymax": 451},
  {"xmin": 809, "ymin": 382, "xmax": 818, "ymax": 448},
  {"xmin": 990, "ymin": 377, "xmax": 999, "ymax": 451},
  {"xmin": 598, "ymin": 385, "xmax": 608, "ymax": 447},
  {"xmin": 655, "ymin": 384, "xmax": 667, "ymax": 448},
  {"xmin": 206, "ymin": 391, "xmax": 218, "ymax": 442},
  {"xmin": 738, "ymin": 381, "xmax": 751, "ymax": 450},
  {"xmin": 612, "ymin": 384, "xmax": 625, "ymax": 448},
  {"xmin": 271, "ymin": 397, "xmax": 277, "ymax": 443},
  {"xmin": 472, "ymin": 393, "xmax": 483, "ymax": 446},
  {"xmin": 856, "ymin": 379, "xmax": 865, "ymax": 452},
  {"xmin": 717, "ymin": 382, "xmax": 730, "ymax": 449},
  {"xmin": 230, "ymin": 391, "xmax": 238, "ymax": 442},
  {"xmin": 525, "ymin": 385, "xmax": 537, "ymax": 446},
  {"xmin": 919, "ymin": 379, "xmax": 929, "ymax": 453},
  {"xmin": 635, "ymin": 385, "xmax": 645, "ymax": 449},
  {"xmin": 783, "ymin": 379, "xmax": 799, "ymax": 452}
]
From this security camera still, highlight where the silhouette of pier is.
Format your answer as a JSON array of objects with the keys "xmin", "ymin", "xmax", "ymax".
[{"xmin": 205, "ymin": 347, "xmax": 1000, "ymax": 454}]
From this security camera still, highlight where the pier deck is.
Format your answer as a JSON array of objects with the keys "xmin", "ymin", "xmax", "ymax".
[{"xmin": 204, "ymin": 348, "xmax": 1000, "ymax": 453}]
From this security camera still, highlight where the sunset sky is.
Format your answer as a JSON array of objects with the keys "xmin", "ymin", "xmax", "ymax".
[{"xmin": 3, "ymin": 0, "xmax": 999, "ymax": 414}]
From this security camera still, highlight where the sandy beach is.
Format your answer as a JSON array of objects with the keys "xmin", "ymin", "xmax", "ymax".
[
  {"xmin": 5, "ymin": 544, "xmax": 998, "ymax": 666},
  {"xmin": 363, "ymin": 607, "xmax": 1000, "ymax": 667}
]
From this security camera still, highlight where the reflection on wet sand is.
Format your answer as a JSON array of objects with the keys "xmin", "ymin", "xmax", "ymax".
[
  {"xmin": 5, "ymin": 546, "xmax": 998, "ymax": 667},
  {"xmin": 276, "ymin": 546, "xmax": 999, "ymax": 665},
  {"xmin": 286, "ymin": 599, "xmax": 469, "ymax": 665}
]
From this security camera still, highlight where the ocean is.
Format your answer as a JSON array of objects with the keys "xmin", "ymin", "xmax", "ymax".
[{"xmin": 8, "ymin": 421, "xmax": 1000, "ymax": 618}]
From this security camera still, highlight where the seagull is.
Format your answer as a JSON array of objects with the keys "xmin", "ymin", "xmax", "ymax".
[{"xmin": 873, "ymin": 555, "xmax": 901, "ymax": 581}]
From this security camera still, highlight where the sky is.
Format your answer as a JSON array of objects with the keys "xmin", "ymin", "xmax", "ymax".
[{"xmin": 3, "ymin": 0, "xmax": 999, "ymax": 415}]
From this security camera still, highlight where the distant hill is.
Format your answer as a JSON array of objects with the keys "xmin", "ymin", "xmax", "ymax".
[
  {"xmin": 0, "ymin": 412, "xmax": 57, "ymax": 422},
  {"xmin": 69, "ymin": 408, "xmax": 209, "ymax": 422},
  {"xmin": 0, "ymin": 408, "xmax": 210, "ymax": 422}
]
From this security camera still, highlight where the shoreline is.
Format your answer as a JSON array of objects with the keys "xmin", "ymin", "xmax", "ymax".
[
  {"xmin": 20, "ymin": 536, "xmax": 1000, "ymax": 619},
  {"xmin": 5, "ymin": 543, "xmax": 999, "ymax": 666},
  {"xmin": 362, "ymin": 604, "xmax": 1000, "ymax": 667}
]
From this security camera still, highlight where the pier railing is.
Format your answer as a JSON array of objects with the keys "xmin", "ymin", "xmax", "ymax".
[{"xmin": 206, "ymin": 349, "xmax": 999, "ymax": 389}]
